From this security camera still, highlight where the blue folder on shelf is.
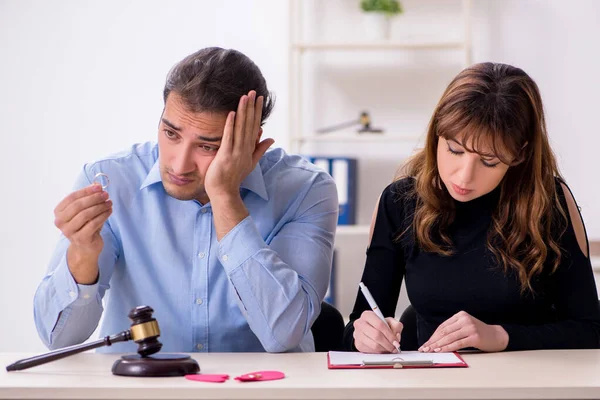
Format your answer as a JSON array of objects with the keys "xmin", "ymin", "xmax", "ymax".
[
  {"xmin": 308, "ymin": 157, "xmax": 357, "ymax": 226},
  {"xmin": 324, "ymin": 250, "xmax": 336, "ymax": 306}
]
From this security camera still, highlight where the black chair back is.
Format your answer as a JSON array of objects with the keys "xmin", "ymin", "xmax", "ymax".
[
  {"xmin": 399, "ymin": 305, "xmax": 419, "ymax": 351},
  {"xmin": 311, "ymin": 302, "xmax": 345, "ymax": 352}
]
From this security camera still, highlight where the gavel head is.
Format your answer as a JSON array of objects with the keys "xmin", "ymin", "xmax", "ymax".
[
  {"xmin": 359, "ymin": 111, "xmax": 371, "ymax": 128},
  {"xmin": 128, "ymin": 306, "xmax": 163, "ymax": 357}
]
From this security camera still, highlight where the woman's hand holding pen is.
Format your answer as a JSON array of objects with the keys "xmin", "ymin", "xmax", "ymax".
[
  {"xmin": 353, "ymin": 311, "xmax": 403, "ymax": 354},
  {"xmin": 419, "ymin": 311, "xmax": 509, "ymax": 353}
]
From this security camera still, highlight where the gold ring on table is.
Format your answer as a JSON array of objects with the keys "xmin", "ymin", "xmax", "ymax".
[{"xmin": 93, "ymin": 173, "xmax": 110, "ymax": 189}]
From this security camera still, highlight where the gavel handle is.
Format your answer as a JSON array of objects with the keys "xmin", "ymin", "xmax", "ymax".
[
  {"xmin": 315, "ymin": 119, "xmax": 359, "ymax": 134},
  {"xmin": 6, "ymin": 330, "xmax": 132, "ymax": 371}
]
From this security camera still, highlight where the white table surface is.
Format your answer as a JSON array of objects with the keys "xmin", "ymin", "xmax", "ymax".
[{"xmin": 2, "ymin": 350, "xmax": 600, "ymax": 399}]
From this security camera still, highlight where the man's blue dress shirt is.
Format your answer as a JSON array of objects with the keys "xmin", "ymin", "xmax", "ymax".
[{"xmin": 34, "ymin": 142, "xmax": 338, "ymax": 353}]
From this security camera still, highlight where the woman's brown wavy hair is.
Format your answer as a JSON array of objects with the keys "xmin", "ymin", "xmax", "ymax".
[{"xmin": 400, "ymin": 62, "xmax": 567, "ymax": 293}]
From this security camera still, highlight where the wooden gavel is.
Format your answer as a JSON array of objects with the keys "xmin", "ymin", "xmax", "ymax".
[{"xmin": 6, "ymin": 305, "xmax": 162, "ymax": 372}]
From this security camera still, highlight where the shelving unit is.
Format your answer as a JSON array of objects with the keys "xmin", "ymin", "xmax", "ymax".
[
  {"xmin": 292, "ymin": 40, "xmax": 466, "ymax": 51},
  {"xmin": 288, "ymin": 0, "xmax": 473, "ymax": 225},
  {"xmin": 336, "ymin": 224, "xmax": 370, "ymax": 236},
  {"xmin": 288, "ymin": 0, "xmax": 473, "ymax": 316},
  {"xmin": 291, "ymin": 132, "xmax": 419, "ymax": 143},
  {"xmin": 288, "ymin": 0, "xmax": 473, "ymax": 151}
]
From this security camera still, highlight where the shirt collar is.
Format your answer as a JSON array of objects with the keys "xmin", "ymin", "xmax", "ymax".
[
  {"xmin": 139, "ymin": 160, "xmax": 269, "ymax": 201},
  {"xmin": 241, "ymin": 163, "xmax": 269, "ymax": 201},
  {"xmin": 139, "ymin": 160, "xmax": 162, "ymax": 190}
]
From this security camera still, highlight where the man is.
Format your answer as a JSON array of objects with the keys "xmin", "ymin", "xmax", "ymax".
[{"xmin": 34, "ymin": 47, "xmax": 338, "ymax": 353}]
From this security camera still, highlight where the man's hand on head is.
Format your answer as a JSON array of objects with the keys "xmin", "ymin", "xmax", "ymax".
[
  {"xmin": 204, "ymin": 90, "xmax": 275, "ymax": 202},
  {"xmin": 206, "ymin": 90, "xmax": 275, "ymax": 240}
]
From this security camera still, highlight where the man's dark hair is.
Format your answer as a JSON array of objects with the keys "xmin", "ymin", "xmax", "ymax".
[{"xmin": 163, "ymin": 47, "xmax": 275, "ymax": 125}]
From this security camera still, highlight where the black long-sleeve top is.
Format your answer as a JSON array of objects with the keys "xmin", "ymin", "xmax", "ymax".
[{"xmin": 343, "ymin": 177, "xmax": 600, "ymax": 351}]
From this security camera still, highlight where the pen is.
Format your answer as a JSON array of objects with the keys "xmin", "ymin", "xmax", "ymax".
[
  {"xmin": 359, "ymin": 282, "xmax": 401, "ymax": 353},
  {"xmin": 362, "ymin": 360, "xmax": 433, "ymax": 368}
]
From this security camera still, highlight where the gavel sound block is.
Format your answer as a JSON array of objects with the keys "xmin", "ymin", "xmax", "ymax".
[{"xmin": 6, "ymin": 305, "xmax": 200, "ymax": 377}]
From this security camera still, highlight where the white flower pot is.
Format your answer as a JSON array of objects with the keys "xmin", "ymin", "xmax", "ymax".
[{"xmin": 362, "ymin": 13, "xmax": 391, "ymax": 41}]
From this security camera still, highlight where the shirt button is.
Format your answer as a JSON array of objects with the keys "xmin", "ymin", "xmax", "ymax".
[
  {"xmin": 222, "ymin": 255, "xmax": 229, "ymax": 261},
  {"xmin": 196, "ymin": 344, "xmax": 204, "ymax": 350},
  {"xmin": 69, "ymin": 291, "xmax": 76, "ymax": 298},
  {"xmin": 196, "ymin": 298, "xmax": 203, "ymax": 305},
  {"xmin": 201, "ymin": 208, "xmax": 208, "ymax": 214},
  {"xmin": 83, "ymin": 294, "xmax": 90, "ymax": 299},
  {"xmin": 198, "ymin": 252, "xmax": 205, "ymax": 258}
]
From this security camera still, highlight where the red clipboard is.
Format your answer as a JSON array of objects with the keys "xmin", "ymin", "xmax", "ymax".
[{"xmin": 327, "ymin": 351, "xmax": 468, "ymax": 369}]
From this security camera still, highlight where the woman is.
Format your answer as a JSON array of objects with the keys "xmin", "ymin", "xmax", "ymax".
[{"xmin": 344, "ymin": 62, "xmax": 600, "ymax": 353}]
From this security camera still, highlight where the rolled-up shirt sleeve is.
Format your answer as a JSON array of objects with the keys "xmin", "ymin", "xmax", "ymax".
[
  {"xmin": 218, "ymin": 175, "xmax": 338, "ymax": 352},
  {"xmin": 33, "ymin": 166, "xmax": 119, "ymax": 349}
]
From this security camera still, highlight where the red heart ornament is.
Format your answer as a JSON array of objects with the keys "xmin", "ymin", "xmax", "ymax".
[
  {"xmin": 234, "ymin": 370, "xmax": 285, "ymax": 382},
  {"xmin": 185, "ymin": 374, "xmax": 230, "ymax": 383}
]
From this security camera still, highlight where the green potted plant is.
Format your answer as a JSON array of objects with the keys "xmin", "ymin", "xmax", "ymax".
[{"xmin": 360, "ymin": 0, "xmax": 403, "ymax": 40}]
